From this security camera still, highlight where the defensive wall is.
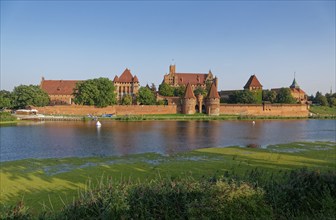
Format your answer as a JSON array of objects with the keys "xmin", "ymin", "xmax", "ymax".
[
  {"xmin": 34, "ymin": 105, "xmax": 178, "ymax": 116},
  {"xmin": 34, "ymin": 104, "xmax": 309, "ymax": 117},
  {"xmin": 219, "ymin": 104, "xmax": 309, "ymax": 117}
]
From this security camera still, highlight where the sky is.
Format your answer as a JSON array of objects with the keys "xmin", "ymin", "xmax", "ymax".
[{"xmin": 1, "ymin": 1, "xmax": 335, "ymax": 95}]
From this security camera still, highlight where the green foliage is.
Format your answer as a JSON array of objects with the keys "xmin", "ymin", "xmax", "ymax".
[
  {"xmin": 0, "ymin": 90, "xmax": 13, "ymax": 109},
  {"xmin": 121, "ymin": 94, "xmax": 133, "ymax": 105},
  {"xmin": 252, "ymin": 90, "xmax": 262, "ymax": 104},
  {"xmin": 73, "ymin": 78, "xmax": 117, "ymax": 107},
  {"xmin": 173, "ymin": 85, "xmax": 186, "ymax": 97},
  {"xmin": 156, "ymin": 100, "xmax": 166, "ymax": 105},
  {"xmin": 0, "ymin": 112, "xmax": 16, "ymax": 122},
  {"xmin": 158, "ymin": 83, "xmax": 174, "ymax": 96},
  {"xmin": 137, "ymin": 87, "xmax": 156, "ymax": 105},
  {"xmin": 262, "ymin": 90, "xmax": 277, "ymax": 103},
  {"xmin": 3, "ymin": 169, "xmax": 335, "ymax": 219},
  {"xmin": 229, "ymin": 90, "xmax": 258, "ymax": 104},
  {"xmin": 193, "ymin": 86, "xmax": 207, "ymax": 96},
  {"xmin": 315, "ymin": 92, "xmax": 328, "ymax": 106},
  {"xmin": 275, "ymin": 88, "xmax": 296, "ymax": 104},
  {"xmin": 12, "ymin": 85, "xmax": 50, "ymax": 108}
]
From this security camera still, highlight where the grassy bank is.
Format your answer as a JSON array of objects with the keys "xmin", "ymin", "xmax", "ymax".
[
  {"xmin": 1, "ymin": 142, "xmax": 335, "ymax": 218},
  {"xmin": 309, "ymin": 105, "xmax": 336, "ymax": 118}
]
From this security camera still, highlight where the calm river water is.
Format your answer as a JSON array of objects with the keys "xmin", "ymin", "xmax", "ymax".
[{"xmin": 1, "ymin": 120, "xmax": 335, "ymax": 162}]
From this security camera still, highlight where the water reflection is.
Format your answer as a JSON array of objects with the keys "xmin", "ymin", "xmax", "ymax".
[{"xmin": 0, "ymin": 120, "xmax": 335, "ymax": 161}]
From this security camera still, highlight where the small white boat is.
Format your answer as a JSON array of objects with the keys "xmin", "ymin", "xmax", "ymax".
[{"xmin": 96, "ymin": 121, "xmax": 102, "ymax": 127}]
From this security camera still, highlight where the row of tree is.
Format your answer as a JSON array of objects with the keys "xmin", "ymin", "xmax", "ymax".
[{"xmin": 308, "ymin": 92, "xmax": 336, "ymax": 107}]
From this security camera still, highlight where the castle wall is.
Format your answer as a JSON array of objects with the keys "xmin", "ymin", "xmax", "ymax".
[
  {"xmin": 34, "ymin": 104, "xmax": 309, "ymax": 117},
  {"xmin": 219, "ymin": 104, "xmax": 309, "ymax": 117},
  {"xmin": 34, "ymin": 105, "xmax": 177, "ymax": 116}
]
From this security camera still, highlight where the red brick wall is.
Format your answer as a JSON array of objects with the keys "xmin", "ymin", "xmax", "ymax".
[
  {"xmin": 34, "ymin": 105, "xmax": 177, "ymax": 116},
  {"xmin": 219, "ymin": 104, "xmax": 309, "ymax": 117}
]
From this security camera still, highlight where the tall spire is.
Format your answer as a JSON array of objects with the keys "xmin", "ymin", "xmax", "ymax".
[{"xmin": 290, "ymin": 74, "xmax": 300, "ymax": 89}]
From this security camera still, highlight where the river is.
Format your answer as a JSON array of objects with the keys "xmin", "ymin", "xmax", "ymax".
[{"xmin": 0, "ymin": 119, "xmax": 335, "ymax": 161}]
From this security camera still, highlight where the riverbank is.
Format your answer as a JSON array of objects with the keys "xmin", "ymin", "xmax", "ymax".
[{"xmin": 1, "ymin": 141, "xmax": 335, "ymax": 218}]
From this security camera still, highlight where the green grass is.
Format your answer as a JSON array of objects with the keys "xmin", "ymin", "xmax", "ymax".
[
  {"xmin": 1, "ymin": 141, "xmax": 335, "ymax": 216},
  {"xmin": 310, "ymin": 105, "xmax": 336, "ymax": 116}
]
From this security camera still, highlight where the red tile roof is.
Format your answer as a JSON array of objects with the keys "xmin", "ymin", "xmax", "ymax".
[
  {"xmin": 244, "ymin": 75, "xmax": 262, "ymax": 89},
  {"xmin": 113, "ymin": 75, "xmax": 119, "ymax": 83},
  {"xmin": 291, "ymin": 88, "xmax": 306, "ymax": 94},
  {"xmin": 184, "ymin": 83, "xmax": 196, "ymax": 99},
  {"xmin": 207, "ymin": 83, "xmax": 220, "ymax": 99},
  {"xmin": 41, "ymin": 80, "xmax": 80, "ymax": 95},
  {"xmin": 175, "ymin": 73, "xmax": 208, "ymax": 86},
  {"xmin": 118, "ymin": 68, "xmax": 134, "ymax": 83},
  {"xmin": 133, "ymin": 75, "xmax": 139, "ymax": 83}
]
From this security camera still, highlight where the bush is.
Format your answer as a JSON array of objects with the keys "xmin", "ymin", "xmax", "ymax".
[{"xmin": 0, "ymin": 112, "xmax": 16, "ymax": 122}]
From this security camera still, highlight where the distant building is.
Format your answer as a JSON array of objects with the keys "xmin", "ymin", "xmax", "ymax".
[
  {"xmin": 113, "ymin": 68, "xmax": 140, "ymax": 101},
  {"xmin": 272, "ymin": 78, "xmax": 308, "ymax": 104},
  {"xmin": 163, "ymin": 64, "xmax": 217, "ymax": 89},
  {"xmin": 40, "ymin": 77, "xmax": 79, "ymax": 105},
  {"xmin": 244, "ymin": 74, "xmax": 263, "ymax": 91},
  {"xmin": 220, "ymin": 74, "xmax": 263, "ymax": 102}
]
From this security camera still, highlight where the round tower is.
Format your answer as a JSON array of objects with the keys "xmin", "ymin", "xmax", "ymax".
[
  {"xmin": 205, "ymin": 83, "xmax": 220, "ymax": 116},
  {"xmin": 182, "ymin": 83, "xmax": 196, "ymax": 114}
]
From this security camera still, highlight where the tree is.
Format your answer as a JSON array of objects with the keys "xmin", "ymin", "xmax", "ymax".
[
  {"xmin": 275, "ymin": 88, "xmax": 296, "ymax": 104},
  {"xmin": 173, "ymin": 85, "xmax": 186, "ymax": 97},
  {"xmin": 137, "ymin": 87, "xmax": 156, "ymax": 105},
  {"xmin": 158, "ymin": 83, "xmax": 174, "ymax": 96},
  {"xmin": 314, "ymin": 91, "xmax": 328, "ymax": 106},
  {"xmin": 0, "ymin": 90, "xmax": 13, "ymax": 109},
  {"xmin": 121, "ymin": 94, "xmax": 133, "ymax": 105},
  {"xmin": 12, "ymin": 85, "xmax": 50, "ymax": 108},
  {"xmin": 229, "ymin": 90, "xmax": 257, "ymax": 104},
  {"xmin": 262, "ymin": 90, "xmax": 277, "ymax": 103},
  {"xmin": 194, "ymin": 86, "xmax": 207, "ymax": 96},
  {"xmin": 73, "ymin": 78, "xmax": 117, "ymax": 107}
]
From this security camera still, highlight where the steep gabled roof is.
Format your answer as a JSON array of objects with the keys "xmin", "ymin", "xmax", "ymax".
[
  {"xmin": 118, "ymin": 68, "xmax": 134, "ymax": 83},
  {"xmin": 244, "ymin": 75, "xmax": 262, "ymax": 89},
  {"xmin": 175, "ymin": 73, "xmax": 208, "ymax": 86},
  {"xmin": 207, "ymin": 83, "xmax": 220, "ymax": 99},
  {"xmin": 184, "ymin": 83, "xmax": 196, "ymax": 99},
  {"xmin": 41, "ymin": 80, "xmax": 79, "ymax": 95}
]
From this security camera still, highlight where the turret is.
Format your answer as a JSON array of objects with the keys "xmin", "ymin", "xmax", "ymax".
[
  {"xmin": 182, "ymin": 83, "xmax": 196, "ymax": 114},
  {"xmin": 205, "ymin": 82, "xmax": 220, "ymax": 116}
]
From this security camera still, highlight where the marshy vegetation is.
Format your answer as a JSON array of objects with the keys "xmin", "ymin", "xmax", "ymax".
[{"xmin": 1, "ymin": 142, "xmax": 335, "ymax": 219}]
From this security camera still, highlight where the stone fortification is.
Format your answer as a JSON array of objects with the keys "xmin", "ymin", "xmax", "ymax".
[
  {"xmin": 34, "ymin": 105, "xmax": 177, "ymax": 116},
  {"xmin": 219, "ymin": 103, "xmax": 309, "ymax": 117}
]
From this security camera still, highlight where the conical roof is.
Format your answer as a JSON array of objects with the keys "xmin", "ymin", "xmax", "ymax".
[
  {"xmin": 184, "ymin": 83, "xmax": 196, "ymax": 99},
  {"xmin": 290, "ymin": 78, "xmax": 300, "ymax": 89},
  {"xmin": 207, "ymin": 82, "xmax": 220, "ymax": 99},
  {"xmin": 244, "ymin": 75, "xmax": 262, "ymax": 89},
  {"xmin": 113, "ymin": 75, "xmax": 119, "ymax": 83},
  {"xmin": 133, "ymin": 75, "xmax": 139, "ymax": 83}
]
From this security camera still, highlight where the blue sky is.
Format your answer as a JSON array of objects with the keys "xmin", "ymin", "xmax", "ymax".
[{"xmin": 1, "ymin": 1, "xmax": 335, "ymax": 95}]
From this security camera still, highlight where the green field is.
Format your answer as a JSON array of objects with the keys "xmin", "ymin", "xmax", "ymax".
[
  {"xmin": 310, "ymin": 105, "xmax": 336, "ymax": 116},
  {"xmin": 1, "ymin": 141, "xmax": 335, "ymax": 217}
]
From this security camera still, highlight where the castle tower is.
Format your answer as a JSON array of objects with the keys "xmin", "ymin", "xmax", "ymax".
[
  {"xmin": 169, "ymin": 64, "xmax": 176, "ymax": 74},
  {"xmin": 205, "ymin": 82, "xmax": 220, "ymax": 116},
  {"xmin": 182, "ymin": 83, "xmax": 196, "ymax": 114}
]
